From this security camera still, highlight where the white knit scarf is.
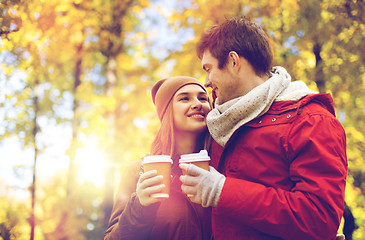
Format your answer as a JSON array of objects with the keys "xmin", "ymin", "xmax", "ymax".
[{"xmin": 206, "ymin": 66, "xmax": 317, "ymax": 147}]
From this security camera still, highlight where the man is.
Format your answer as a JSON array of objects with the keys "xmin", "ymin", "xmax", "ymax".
[{"xmin": 179, "ymin": 17, "xmax": 347, "ymax": 240}]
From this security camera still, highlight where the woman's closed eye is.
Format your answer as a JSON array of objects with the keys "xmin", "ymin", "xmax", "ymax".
[{"xmin": 179, "ymin": 97, "xmax": 189, "ymax": 101}]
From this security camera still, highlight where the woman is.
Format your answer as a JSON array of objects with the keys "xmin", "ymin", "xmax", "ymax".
[{"xmin": 104, "ymin": 76, "xmax": 212, "ymax": 240}]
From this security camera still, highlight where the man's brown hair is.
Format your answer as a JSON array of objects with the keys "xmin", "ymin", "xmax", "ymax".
[{"xmin": 197, "ymin": 17, "xmax": 273, "ymax": 77}]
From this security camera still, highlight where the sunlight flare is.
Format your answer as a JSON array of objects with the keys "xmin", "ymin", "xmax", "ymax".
[{"xmin": 75, "ymin": 143, "xmax": 106, "ymax": 188}]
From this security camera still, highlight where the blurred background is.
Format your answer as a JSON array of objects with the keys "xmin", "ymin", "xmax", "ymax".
[{"xmin": 0, "ymin": 0, "xmax": 364, "ymax": 239}]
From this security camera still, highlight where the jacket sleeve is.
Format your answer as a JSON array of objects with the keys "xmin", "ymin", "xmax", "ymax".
[
  {"xmin": 104, "ymin": 159, "xmax": 158, "ymax": 240},
  {"xmin": 215, "ymin": 113, "xmax": 347, "ymax": 239}
]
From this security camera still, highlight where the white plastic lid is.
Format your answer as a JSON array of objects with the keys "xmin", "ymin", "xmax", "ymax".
[
  {"xmin": 142, "ymin": 155, "xmax": 173, "ymax": 165},
  {"xmin": 179, "ymin": 150, "xmax": 211, "ymax": 163}
]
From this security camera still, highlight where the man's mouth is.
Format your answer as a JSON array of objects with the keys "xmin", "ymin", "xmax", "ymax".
[{"xmin": 212, "ymin": 88, "xmax": 218, "ymax": 101}]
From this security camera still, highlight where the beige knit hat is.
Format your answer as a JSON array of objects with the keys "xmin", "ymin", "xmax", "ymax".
[{"xmin": 151, "ymin": 76, "xmax": 207, "ymax": 120}]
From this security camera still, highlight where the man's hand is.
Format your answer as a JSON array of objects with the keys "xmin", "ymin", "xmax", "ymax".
[
  {"xmin": 136, "ymin": 170, "xmax": 165, "ymax": 206},
  {"xmin": 180, "ymin": 164, "xmax": 225, "ymax": 207}
]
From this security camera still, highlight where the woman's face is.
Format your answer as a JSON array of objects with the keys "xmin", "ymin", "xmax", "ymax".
[{"xmin": 172, "ymin": 84, "xmax": 211, "ymax": 134}]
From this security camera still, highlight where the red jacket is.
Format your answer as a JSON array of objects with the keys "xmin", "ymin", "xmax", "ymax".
[{"xmin": 210, "ymin": 94, "xmax": 347, "ymax": 240}]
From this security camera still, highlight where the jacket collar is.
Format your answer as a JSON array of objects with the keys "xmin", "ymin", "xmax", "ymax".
[{"xmin": 269, "ymin": 93, "xmax": 336, "ymax": 117}]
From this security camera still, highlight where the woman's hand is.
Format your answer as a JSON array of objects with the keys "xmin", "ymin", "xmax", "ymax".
[{"xmin": 136, "ymin": 170, "xmax": 165, "ymax": 206}]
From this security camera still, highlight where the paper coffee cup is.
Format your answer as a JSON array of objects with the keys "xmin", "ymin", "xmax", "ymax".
[
  {"xmin": 179, "ymin": 150, "xmax": 210, "ymax": 172},
  {"xmin": 142, "ymin": 155, "xmax": 173, "ymax": 198}
]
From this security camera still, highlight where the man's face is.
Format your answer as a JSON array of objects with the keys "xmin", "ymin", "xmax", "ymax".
[{"xmin": 201, "ymin": 50, "xmax": 241, "ymax": 105}]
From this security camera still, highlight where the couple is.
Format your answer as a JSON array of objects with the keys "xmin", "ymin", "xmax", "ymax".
[{"xmin": 104, "ymin": 17, "xmax": 347, "ymax": 240}]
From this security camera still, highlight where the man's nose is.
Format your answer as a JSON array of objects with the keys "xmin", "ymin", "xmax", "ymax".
[{"xmin": 204, "ymin": 76, "xmax": 212, "ymax": 88}]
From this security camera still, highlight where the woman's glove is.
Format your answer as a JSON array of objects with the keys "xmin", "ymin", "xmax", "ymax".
[
  {"xmin": 180, "ymin": 164, "xmax": 226, "ymax": 207},
  {"xmin": 136, "ymin": 170, "xmax": 165, "ymax": 206}
]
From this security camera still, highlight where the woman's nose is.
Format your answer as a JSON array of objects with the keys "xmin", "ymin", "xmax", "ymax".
[{"xmin": 191, "ymin": 98, "xmax": 202, "ymax": 109}]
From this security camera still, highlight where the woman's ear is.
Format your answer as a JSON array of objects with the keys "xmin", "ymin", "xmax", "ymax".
[{"xmin": 228, "ymin": 51, "xmax": 241, "ymax": 72}]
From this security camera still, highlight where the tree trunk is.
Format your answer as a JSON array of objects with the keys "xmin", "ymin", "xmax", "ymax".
[
  {"xmin": 30, "ymin": 79, "xmax": 40, "ymax": 240},
  {"xmin": 343, "ymin": 202, "xmax": 358, "ymax": 240},
  {"xmin": 50, "ymin": 42, "xmax": 83, "ymax": 240},
  {"xmin": 101, "ymin": 0, "xmax": 135, "ymax": 228},
  {"xmin": 102, "ymin": 57, "xmax": 117, "ymax": 229},
  {"xmin": 66, "ymin": 42, "xmax": 83, "ymax": 197},
  {"xmin": 313, "ymin": 41, "xmax": 325, "ymax": 93}
]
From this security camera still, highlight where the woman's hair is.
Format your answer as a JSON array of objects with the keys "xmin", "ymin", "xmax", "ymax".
[
  {"xmin": 150, "ymin": 103, "xmax": 175, "ymax": 156},
  {"xmin": 196, "ymin": 17, "xmax": 273, "ymax": 77}
]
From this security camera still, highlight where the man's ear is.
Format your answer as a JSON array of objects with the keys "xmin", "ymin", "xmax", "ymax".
[{"xmin": 228, "ymin": 51, "xmax": 241, "ymax": 72}]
